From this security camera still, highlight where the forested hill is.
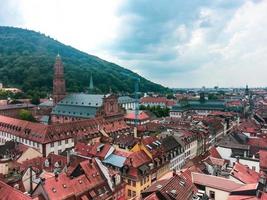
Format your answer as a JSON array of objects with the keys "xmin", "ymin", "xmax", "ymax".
[{"xmin": 0, "ymin": 26, "xmax": 168, "ymax": 97}]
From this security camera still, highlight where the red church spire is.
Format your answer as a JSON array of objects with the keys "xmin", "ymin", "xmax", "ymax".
[{"xmin": 53, "ymin": 54, "xmax": 66, "ymax": 105}]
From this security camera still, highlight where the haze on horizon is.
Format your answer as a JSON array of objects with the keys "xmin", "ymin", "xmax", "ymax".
[{"xmin": 0, "ymin": 0, "xmax": 267, "ymax": 88}]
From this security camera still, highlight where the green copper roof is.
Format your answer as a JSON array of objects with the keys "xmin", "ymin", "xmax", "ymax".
[
  {"xmin": 172, "ymin": 100, "xmax": 226, "ymax": 112},
  {"xmin": 51, "ymin": 93, "xmax": 104, "ymax": 118},
  {"xmin": 58, "ymin": 93, "xmax": 104, "ymax": 107}
]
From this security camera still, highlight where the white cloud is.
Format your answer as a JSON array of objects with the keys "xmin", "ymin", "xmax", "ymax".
[
  {"xmin": 16, "ymin": 0, "xmax": 123, "ymax": 57},
  {"xmin": 1, "ymin": 0, "xmax": 267, "ymax": 88}
]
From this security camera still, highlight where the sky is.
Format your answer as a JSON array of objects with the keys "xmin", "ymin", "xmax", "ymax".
[{"xmin": 0, "ymin": 0, "xmax": 267, "ymax": 88}]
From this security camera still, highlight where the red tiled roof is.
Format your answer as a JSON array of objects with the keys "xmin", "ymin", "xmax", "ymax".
[
  {"xmin": 18, "ymin": 153, "xmax": 67, "ymax": 173},
  {"xmin": 125, "ymin": 111, "xmax": 150, "ymax": 120},
  {"xmin": 43, "ymin": 159, "xmax": 108, "ymax": 200},
  {"xmin": 192, "ymin": 173, "xmax": 243, "ymax": 192},
  {"xmin": 144, "ymin": 193, "xmax": 161, "ymax": 200},
  {"xmin": 75, "ymin": 142, "xmax": 113, "ymax": 160},
  {"xmin": 0, "ymin": 180, "xmax": 33, "ymax": 200},
  {"xmin": 144, "ymin": 173, "xmax": 195, "ymax": 200},
  {"xmin": 203, "ymin": 156, "xmax": 226, "ymax": 167},
  {"xmin": 227, "ymin": 192, "xmax": 267, "ymax": 200},
  {"xmin": 230, "ymin": 163, "xmax": 260, "ymax": 184},
  {"xmin": 209, "ymin": 147, "xmax": 222, "ymax": 159},
  {"xmin": 125, "ymin": 150, "xmax": 151, "ymax": 168},
  {"xmin": 248, "ymin": 138, "xmax": 267, "ymax": 149},
  {"xmin": 141, "ymin": 97, "xmax": 169, "ymax": 104},
  {"xmin": 260, "ymin": 150, "xmax": 267, "ymax": 169},
  {"xmin": 0, "ymin": 115, "xmax": 128, "ymax": 144}
]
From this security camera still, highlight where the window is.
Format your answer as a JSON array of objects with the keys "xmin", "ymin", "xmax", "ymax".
[
  {"xmin": 209, "ymin": 191, "xmax": 215, "ymax": 199},
  {"xmin": 132, "ymin": 180, "xmax": 136, "ymax": 187},
  {"xmin": 58, "ymin": 141, "xmax": 61, "ymax": 146},
  {"xmin": 128, "ymin": 189, "xmax": 131, "ymax": 197},
  {"xmin": 58, "ymin": 150, "xmax": 62, "ymax": 154},
  {"xmin": 65, "ymin": 139, "xmax": 68, "ymax": 144},
  {"xmin": 50, "ymin": 142, "xmax": 54, "ymax": 147}
]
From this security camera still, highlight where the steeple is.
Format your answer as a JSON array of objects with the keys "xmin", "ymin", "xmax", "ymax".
[
  {"xmin": 53, "ymin": 54, "xmax": 66, "ymax": 105},
  {"xmin": 245, "ymin": 84, "xmax": 249, "ymax": 96}
]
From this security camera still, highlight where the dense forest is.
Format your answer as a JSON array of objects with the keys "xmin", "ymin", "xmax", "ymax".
[{"xmin": 0, "ymin": 26, "xmax": 168, "ymax": 98}]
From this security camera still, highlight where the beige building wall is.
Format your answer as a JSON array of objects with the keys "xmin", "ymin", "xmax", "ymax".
[
  {"xmin": 16, "ymin": 148, "xmax": 42, "ymax": 164},
  {"xmin": 205, "ymin": 187, "xmax": 230, "ymax": 200}
]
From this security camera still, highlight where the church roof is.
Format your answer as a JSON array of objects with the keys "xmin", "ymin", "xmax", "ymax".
[
  {"xmin": 58, "ymin": 93, "xmax": 104, "ymax": 107},
  {"xmin": 52, "ymin": 93, "xmax": 104, "ymax": 118},
  {"xmin": 52, "ymin": 104, "xmax": 98, "ymax": 118}
]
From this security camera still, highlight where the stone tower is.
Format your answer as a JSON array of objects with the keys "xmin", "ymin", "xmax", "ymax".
[{"xmin": 53, "ymin": 54, "xmax": 66, "ymax": 105}]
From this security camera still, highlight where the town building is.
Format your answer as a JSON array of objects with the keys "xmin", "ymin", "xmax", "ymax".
[
  {"xmin": 118, "ymin": 96, "xmax": 136, "ymax": 110},
  {"xmin": 140, "ymin": 96, "xmax": 176, "ymax": 108},
  {"xmin": 51, "ymin": 55, "xmax": 125, "ymax": 124}
]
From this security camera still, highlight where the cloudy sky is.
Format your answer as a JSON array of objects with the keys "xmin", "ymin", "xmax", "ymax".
[{"xmin": 0, "ymin": 0, "xmax": 267, "ymax": 88}]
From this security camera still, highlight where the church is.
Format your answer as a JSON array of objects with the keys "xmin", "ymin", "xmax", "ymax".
[{"xmin": 51, "ymin": 55, "xmax": 125, "ymax": 124}]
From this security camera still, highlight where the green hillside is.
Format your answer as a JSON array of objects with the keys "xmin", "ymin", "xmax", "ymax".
[{"xmin": 0, "ymin": 26, "xmax": 168, "ymax": 98}]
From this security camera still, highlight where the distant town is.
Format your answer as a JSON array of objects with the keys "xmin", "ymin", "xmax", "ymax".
[{"xmin": 0, "ymin": 55, "xmax": 267, "ymax": 200}]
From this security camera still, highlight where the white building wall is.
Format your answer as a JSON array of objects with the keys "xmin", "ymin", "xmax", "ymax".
[
  {"xmin": 239, "ymin": 158, "xmax": 260, "ymax": 172},
  {"xmin": 205, "ymin": 186, "xmax": 230, "ymax": 200},
  {"xmin": 46, "ymin": 138, "xmax": 74, "ymax": 156},
  {"xmin": 170, "ymin": 152, "xmax": 185, "ymax": 170}
]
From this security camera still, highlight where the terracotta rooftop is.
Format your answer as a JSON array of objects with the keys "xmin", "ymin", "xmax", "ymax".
[
  {"xmin": 259, "ymin": 150, "xmax": 267, "ymax": 169},
  {"xmin": 0, "ymin": 115, "xmax": 128, "ymax": 144},
  {"xmin": 143, "ymin": 172, "xmax": 195, "ymax": 200},
  {"xmin": 230, "ymin": 163, "xmax": 260, "ymax": 184},
  {"xmin": 209, "ymin": 146, "xmax": 222, "ymax": 159},
  {"xmin": 125, "ymin": 111, "xmax": 150, "ymax": 120},
  {"xmin": 0, "ymin": 180, "xmax": 33, "ymax": 200},
  {"xmin": 75, "ymin": 142, "xmax": 113, "ymax": 160},
  {"xmin": 192, "ymin": 172, "xmax": 243, "ymax": 192}
]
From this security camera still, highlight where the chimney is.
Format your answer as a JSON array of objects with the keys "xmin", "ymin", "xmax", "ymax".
[
  {"xmin": 129, "ymin": 158, "xmax": 133, "ymax": 166},
  {"xmin": 67, "ymin": 150, "xmax": 70, "ymax": 166},
  {"xmin": 134, "ymin": 127, "xmax": 138, "ymax": 138},
  {"xmin": 236, "ymin": 156, "xmax": 240, "ymax": 163},
  {"xmin": 173, "ymin": 169, "xmax": 177, "ymax": 177},
  {"xmin": 55, "ymin": 173, "xmax": 59, "ymax": 181},
  {"xmin": 88, "ymin": 158, "xmax": 93, "ymax": 167}
]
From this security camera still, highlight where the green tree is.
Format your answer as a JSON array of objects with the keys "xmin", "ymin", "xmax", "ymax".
[
  {"xmin": 18, "ymin": 109, "xmax": 36, "ymax": 122},
  {"xmin": 31, "ymin": 95, "xmax": 40, "ymax": 105}
]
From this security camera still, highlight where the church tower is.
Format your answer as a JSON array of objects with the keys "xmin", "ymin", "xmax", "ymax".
[{"xmin": 53, "ymin": 54, "xmax": 66, "ymax": 105}]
